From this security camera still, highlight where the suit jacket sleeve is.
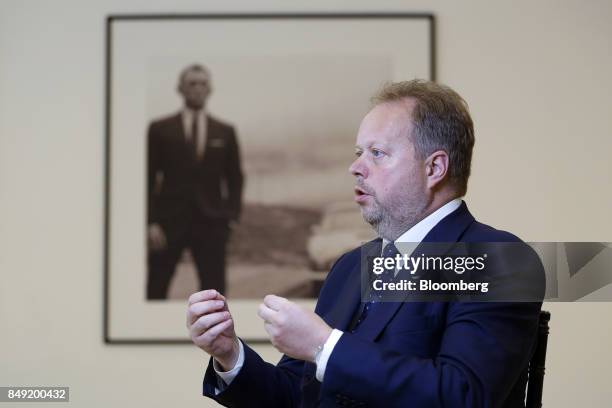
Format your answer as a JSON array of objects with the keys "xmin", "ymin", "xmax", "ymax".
[
  {"xmin": 224, "ymin": 126, "xmax": 243, "ymax": 221},
  {"xmin": 147, "ymin": 121, "xmax": 160, "ymax": 224},
  {"xmin": 203, "ymin": 341, "xmax": 303, "ymax": 407}
]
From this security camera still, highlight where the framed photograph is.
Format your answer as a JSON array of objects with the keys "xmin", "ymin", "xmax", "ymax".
[{"xmin": 104, "ymin": 13, "xmax": 436, "ymax": 343}]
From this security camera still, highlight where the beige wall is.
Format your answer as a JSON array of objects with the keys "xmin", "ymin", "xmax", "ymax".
[{"xmin": 1, "ymin": 0, "xmax": 611, "ymax": 406}]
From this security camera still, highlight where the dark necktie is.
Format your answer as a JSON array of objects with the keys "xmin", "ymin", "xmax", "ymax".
[
  {"xmin": 350, "ymin": 242, "xmax": 399, "ymax": 333},
  {"xmin": 188, "ymin": 114, "xmax": 198, "ymax": 158}
]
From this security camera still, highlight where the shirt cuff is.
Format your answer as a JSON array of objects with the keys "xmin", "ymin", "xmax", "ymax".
[
  {"xmin": 315, "ymin": 329, "xmax": 343, "ymax": 382},
  {"xmin": 212, "ymin": 339, "xmax": 245, "ymax": 394}
]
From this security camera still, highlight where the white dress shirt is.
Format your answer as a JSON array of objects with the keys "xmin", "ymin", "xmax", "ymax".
[
  {"xmin": 214, "ymin": 198, "xmax": 464, "ymax": 387},
  {"xmin": 181, "ymin": 108, "xmax": 207, "ymax": 159},
  {"xmin": 213, "ymin": 340, "xmax": 245, "ymax": 391}
]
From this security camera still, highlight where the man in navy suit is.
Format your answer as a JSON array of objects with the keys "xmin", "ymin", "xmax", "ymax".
[
  {"xmin": 186, "ymin": 80, "xmax": 543, "ymax": 407},
  {"xmin": 147, "ymin": 64, "xmax": 243, "ymax": 299}
]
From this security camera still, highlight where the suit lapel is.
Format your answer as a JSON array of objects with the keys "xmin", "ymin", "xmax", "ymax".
[
  {"xmin": 204, "ymin": 115, "xmax": 214, "ymax": 152},
  {"xmin": 166, "ymin": 113, "xmax": 196, "ymax": 162},
  {"xmin": 320, "ymin": 263, "xmax": 361, "ymax": 331},
  {"xmin": 170, "ymin": 113, "xmax": 186, "ymax": 142},
  {"xmin": 321, "ymin": 239, "xmax": 382, "ymax": 331},
  {"xmin": 355, "ymin": 202, "xmax": 476, "ymax": 342}
]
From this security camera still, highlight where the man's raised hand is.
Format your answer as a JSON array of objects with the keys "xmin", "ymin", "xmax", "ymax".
[
  {"xmin": 187, "ymin": 289, "xmax": 239, "ymax": 371},
  {"xmin": 258, "ymin": 294, "xmax": 332, "ymax": 362}
]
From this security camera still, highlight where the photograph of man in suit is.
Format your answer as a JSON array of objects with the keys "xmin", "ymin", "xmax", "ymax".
[
  {"xmin": 186, "ymin": 80, "xmax": 542, "ymax": 407},
  {"xmin": 147, "ymin": 64, "xmax": 243, "ymax": 300}
]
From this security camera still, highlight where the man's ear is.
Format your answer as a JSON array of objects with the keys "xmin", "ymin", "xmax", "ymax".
[{"xmin": 425, "ymin": 150, "xmax": 449, "ymax": 190}]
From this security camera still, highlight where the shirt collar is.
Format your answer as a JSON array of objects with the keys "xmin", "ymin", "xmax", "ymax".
[{"xmin": 181, "ymin": 107, "xmax": 206, "ymax": 121}]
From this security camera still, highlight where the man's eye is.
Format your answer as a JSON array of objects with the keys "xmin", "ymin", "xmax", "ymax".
[
  {"xmin": 371, "ymin": 149, "xmax": 384, "ymax": 158},
  {"xmin": 355, "ymin": 150, "xmax": 363, "ymax": 157}
]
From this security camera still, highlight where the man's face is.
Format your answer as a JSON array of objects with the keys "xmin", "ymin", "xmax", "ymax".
[
  {"xmin": 349, "ymin": 101, "xmax": 428, "ymax": 240},
  {"xmin": 179, "ymin": 69, "xmax": 211, "ymax": 110}
]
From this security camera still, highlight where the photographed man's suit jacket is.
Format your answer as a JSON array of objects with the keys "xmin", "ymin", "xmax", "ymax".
[
  {"xmin": 203, "ymin": 202, "xmax": 544, "ymax": 408},
  {"xmin": 147, "ymin": 113, "xmax": 243, "ymax": 241}
]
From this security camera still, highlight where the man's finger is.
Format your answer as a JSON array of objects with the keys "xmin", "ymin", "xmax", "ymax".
[
  {"xmin": 188, "ymin": 289, "xmax": 221, "ymax": 305},
  {"xmin": 187, "ymin": 300, "xmax": 226, "ymax": 326},
  {"xmin": 191, "ymin": 311, "xmax": 231, "ymax": 336},
  {"xmin": 263, "ymin": 294, "xmax": 287, "ymax": 311},
  {"xmin": 158, "ymin": 231, "xmax": 167, "ymax": 247},
  {"xmin": 198, "ymin": 318, "xmax": 233, "ymax": 344},
  {"xmin": 150, "ymin": 236, "xmax": 162, "ymax": 250},
  {"xmin": 263, "ymin": 322, "xmax": 275, "ymax": 336},
  {"xmin": 257, "ymin": 303, "xmax": 277, "ymax": 324}
]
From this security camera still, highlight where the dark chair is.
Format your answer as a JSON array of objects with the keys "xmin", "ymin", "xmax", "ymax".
[{"xmin": 525, "ymin": 310, "xmax": 551, "ymax": 408}]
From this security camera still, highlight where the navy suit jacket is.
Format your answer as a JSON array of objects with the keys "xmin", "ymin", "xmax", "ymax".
[{"xmin": 203, "ymin": 202, "xmax": 543, "ymax": 407}]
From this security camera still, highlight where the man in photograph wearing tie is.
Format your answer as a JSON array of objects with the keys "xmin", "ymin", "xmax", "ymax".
[
  {"xmin": 187, "ymin": 80, "xmax": 543, "ymax": 407},
  {"xmin": 147, "ymin": 64, "xmax": 243, "ymax": 300}
]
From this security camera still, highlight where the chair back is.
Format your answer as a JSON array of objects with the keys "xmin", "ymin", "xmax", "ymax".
[{"xmin": 525, "ymin": 310, "xmax": 551, "ymax": 408}]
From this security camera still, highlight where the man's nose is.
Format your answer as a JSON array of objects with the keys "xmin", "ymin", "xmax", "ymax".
[
  {"xmin": 192, "ymin": 83, "xmax": 208, "ymax": 91},
  {"xmin": 349, "ymin": 156, "xmax": 368, "ymax": 178}
]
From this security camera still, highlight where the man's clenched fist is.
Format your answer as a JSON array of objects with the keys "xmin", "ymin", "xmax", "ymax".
[
  {"xmin": 187, "ymin": 289, "xmax": 239, "ymax": 371},
  {"xmin": 258, "ymin": 294, "xmax": 332, "ymax": 362}
]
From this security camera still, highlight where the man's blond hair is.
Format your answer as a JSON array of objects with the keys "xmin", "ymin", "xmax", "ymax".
[{"xmin": 372, "ymin": 80, "xmax": 475, "ymax": 196}]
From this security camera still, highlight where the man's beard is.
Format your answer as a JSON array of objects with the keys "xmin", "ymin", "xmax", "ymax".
[{"xmin": 360, "ymin": 192, "xmax": 427, "ymax": 241}]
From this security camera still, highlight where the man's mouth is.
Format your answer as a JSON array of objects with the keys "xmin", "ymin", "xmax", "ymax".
[
  {"xmin": 354, "ymin": 186, "xmax": 373, "ymax": 203},
  {"xmin": 354, "ymin": 186, "xmax": 367, "ymax": 195}
]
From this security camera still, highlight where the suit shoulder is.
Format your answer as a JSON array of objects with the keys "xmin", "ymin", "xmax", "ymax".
[
  {"xmin": 149, "ymin": 113, "xmax": 180, "ymax": 129},
  {"xmin": 463, "ymin": 220, "xmax": 523, "ymax": 243},
  {"xmin": 465, "ymin": 220, "xmax": 545, "ymax": 300},
  {"xmin": 208, "ymin": 115, "xmax": 235, "ymax": 132}
]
